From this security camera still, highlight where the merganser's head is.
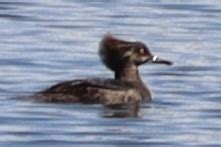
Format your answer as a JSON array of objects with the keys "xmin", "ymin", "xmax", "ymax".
[{"xmin": 99, "ymin": 34, "xmax": 172, "ymax": 71}]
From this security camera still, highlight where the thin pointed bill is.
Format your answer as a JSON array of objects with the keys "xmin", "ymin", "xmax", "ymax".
[{"xmin": 150, "ymin": 55, "xmax": 173, "ymax": 65}]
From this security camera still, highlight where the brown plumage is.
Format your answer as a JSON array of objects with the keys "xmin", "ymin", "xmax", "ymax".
[
  {"xmin": 33, "ymin": 34, "xmax": 172, "ymax": 106},
  {"xmin": 99, "ymin": 34, "xmax": 152, "ymax": 71}
]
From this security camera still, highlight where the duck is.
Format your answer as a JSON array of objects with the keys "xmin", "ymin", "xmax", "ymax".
[{"xmin": 33, "ymin": 34, "xmax": 172, "ymax": 106}]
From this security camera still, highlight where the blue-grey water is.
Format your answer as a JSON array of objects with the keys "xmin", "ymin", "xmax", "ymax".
[{"xmin": 0, "ymin": 0, "xmax": 221, "ymax": 146}]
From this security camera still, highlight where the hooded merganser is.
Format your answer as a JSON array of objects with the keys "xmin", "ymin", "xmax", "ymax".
[{"xmin": 33, "ymin": 34, "xmax": 172, "ymax": 106}]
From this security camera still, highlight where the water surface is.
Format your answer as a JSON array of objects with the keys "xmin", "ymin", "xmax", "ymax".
[{"xmin": 0, "ymin": 0, "xmax": 221, "ymax": 146}]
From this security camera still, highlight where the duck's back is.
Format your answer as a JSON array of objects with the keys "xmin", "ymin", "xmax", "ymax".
[{"xmin": 34, "ymin": 79, "xmax": 142, "ymax": 105}]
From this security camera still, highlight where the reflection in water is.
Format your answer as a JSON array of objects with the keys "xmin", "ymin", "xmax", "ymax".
[{"xmin": 103, "ymin": 103, "xmax": 140, "ymax": 118}]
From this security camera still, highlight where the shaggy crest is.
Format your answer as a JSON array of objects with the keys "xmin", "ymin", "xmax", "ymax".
[{"xmin": 99, "ymin": 34, "xmax": 136, "ymax": 71}]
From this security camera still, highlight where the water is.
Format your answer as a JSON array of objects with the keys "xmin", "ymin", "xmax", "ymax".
[{"xmin": 0, "ymin": 0, "xmax": 221, "ymax": 146}]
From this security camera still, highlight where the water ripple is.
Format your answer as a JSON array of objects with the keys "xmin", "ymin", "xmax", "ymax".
[{"xmin": 0, "ymin": 0, "xmax": 221, "ymax": 146}]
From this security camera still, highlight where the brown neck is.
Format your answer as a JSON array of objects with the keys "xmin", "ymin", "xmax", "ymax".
[
  {"xmin": 114, "ymin": 63, "xmax": 151, "ymax": 100},
  {"xmin": 114, "ymin": 64, "xmax": 141, "ymax": 82}
]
